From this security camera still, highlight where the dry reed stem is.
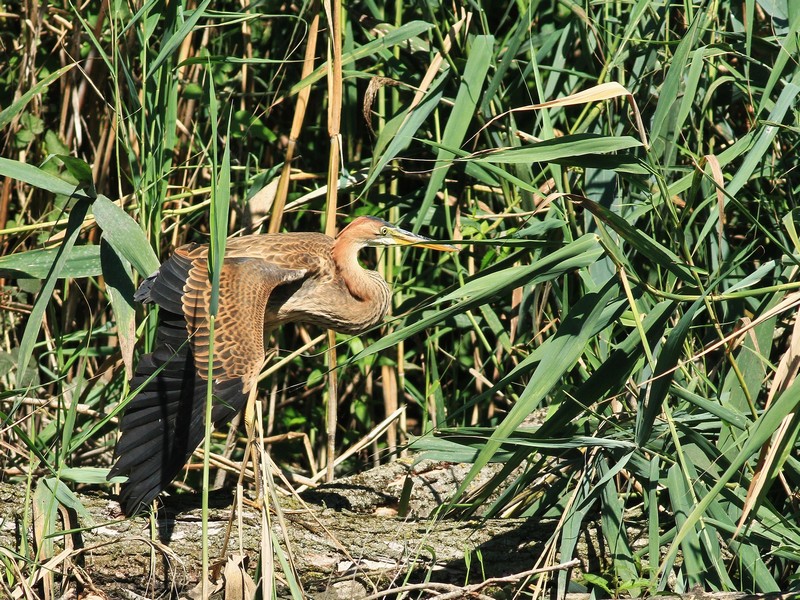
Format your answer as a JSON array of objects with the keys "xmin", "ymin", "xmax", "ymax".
[
  {"xmin": 323, "ymin": 0, "xmax": 343, "ymax": 485},
  {"xmin": 268, "ymin": 0, "xmax": 321, "ymax": 234}
]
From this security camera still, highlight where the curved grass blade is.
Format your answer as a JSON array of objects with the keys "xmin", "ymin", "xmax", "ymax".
[
  {"xmin": 101, "ymin": 240, "xmax": 137, "ymax": 379},
  {"xmin": 0, "ymin": 64, "xmax": 75, "ymax": 130},
  {"xmin": 649, "ymin": 7, "xmax": 706, "ymax": 161},
  {"xmin": 147, "ymin": 0, "xmax": 212, "ymax": 77},
  {"xmin": 363, "ymin": 73, "xmax": 446, "ymax": 193},
  {"xmin": 666, "ymin": 464, "xmax": 705, "ymax": 588},
  {"xmin": 93, "ymin": 196, "xmax": 160, "ymax": 278},
  {"xmin": 575, "ymin": 195, "xmax": 696, "ymax": 284},
  {"xmin": 726, "ymin": 81, "xmax": 800, "ymax": 197},
  {"xmin": 15, "ymin": 199, "xmax": 91, "ymax": 387},
  {"xmin": 598, "ymin": 455, "xmax": 639, "ymax": 593},
  {"xmin": 635, "ymin": 298, "xmax": 702, "ymax": 447},
  {"xmin": 414, "ymin": 34, "xmax": 493, "ymax": 233},
  {"xmin": 472, "ymin": 134, "xmax": 642, "ymax": 164},
  {"xmin": 0, "ymin": 157, "xmax": 92, "ymax": 199},
  {"xmin": 286, "ymin": 21, "xmax": 433, "ymax": 97},
  {"xmin": 0, "ymin": 245, "xmax": 101, "ymax": 279}
]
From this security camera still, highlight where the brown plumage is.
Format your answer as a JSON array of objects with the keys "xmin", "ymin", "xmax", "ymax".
[{"xmin": 108, "ymin": 216, "xmax": 456, "ymax": 514}]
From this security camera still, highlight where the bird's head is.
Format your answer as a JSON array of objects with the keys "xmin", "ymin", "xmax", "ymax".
[{"xmin": 338, "ymin": 216, "xmax": 458, "ymax": 252}]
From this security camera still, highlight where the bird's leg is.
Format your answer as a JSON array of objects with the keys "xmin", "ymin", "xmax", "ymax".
[
  {"xmin": 325, "ymin": 330, "xmax": 338, "ymax": 483},
  {"xmin": 243, "ymin": 348, "xmax": 277, "ymax": 508},
  {"xmin": 213, "ymin": 411, "xmax": 244, "ymax": 489},
  {"xmin": 219, "ymin": 382, "xmax": 263, "ymax": 563},
  {"xmin": 244, "ymin": 383, "xmax": 263, "ymax": 508}
]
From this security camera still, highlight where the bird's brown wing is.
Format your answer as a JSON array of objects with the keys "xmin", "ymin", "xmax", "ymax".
[
  {"xmin": 182, "ymin": 255, "xmax": 306, "ymax": 387},
  {"xmin": 109, "ymin": 247, "xmax": 308, "ymax": 515}
]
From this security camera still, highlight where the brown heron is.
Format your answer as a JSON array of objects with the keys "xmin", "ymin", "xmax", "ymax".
[{"xmin": 108, "ymin": 216, "xmax": 456, "ymax": 514}]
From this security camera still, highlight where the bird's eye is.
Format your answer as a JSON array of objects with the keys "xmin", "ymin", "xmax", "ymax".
[{"xmin": 380, "ymin": 226, "xmax": 388, "ymax": 236}]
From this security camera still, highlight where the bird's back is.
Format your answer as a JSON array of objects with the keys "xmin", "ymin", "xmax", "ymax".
[{"xmin": 180, "ymin": 232, "xmax": 336, "ymax": 273}]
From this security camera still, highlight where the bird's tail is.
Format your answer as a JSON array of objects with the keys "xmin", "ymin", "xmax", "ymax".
[{"xmin": 108, "ymin": 315, "xmax": 246, "ymax": 515}]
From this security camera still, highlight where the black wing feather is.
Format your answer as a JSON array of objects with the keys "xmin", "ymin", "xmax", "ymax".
[
  {"xmin": 108, "ymin": 316, "xmax": 248, "ymax": 515},
  {"xmin": 109, "ymin": 250, "xmax": 308, "ymax": 516}
]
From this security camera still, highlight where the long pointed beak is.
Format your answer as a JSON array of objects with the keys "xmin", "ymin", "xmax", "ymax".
[{"xmin": 388, "ymin": 227, "xmax": 459, "ymax": 252}]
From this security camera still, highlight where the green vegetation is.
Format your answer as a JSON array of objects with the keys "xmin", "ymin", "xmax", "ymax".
[{"xmin": 1, "ymin": 0, "xmax": 799, "ymax": 597}]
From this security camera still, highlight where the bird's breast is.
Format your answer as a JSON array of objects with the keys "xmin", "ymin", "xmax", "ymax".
[{"xmin": 266, "ymin": 272, "xmax": 390, "ymax": 335}]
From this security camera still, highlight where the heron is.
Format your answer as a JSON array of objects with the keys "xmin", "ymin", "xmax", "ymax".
[{"xmin": 108, "ymin": 216, "xmax": 457, "ymax": 515}]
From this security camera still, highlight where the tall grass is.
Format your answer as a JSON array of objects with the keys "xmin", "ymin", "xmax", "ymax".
[{"xmin": 1, "ymin": 0, "xmax": 799, "ymax": 596}]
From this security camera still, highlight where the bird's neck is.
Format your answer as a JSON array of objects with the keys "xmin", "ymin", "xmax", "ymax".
[
  {"xmin": 331, "ymin": 240, "xmax": 375, "ymax": 301},
  {"xmin": 324, "ymin": 239, "xmax": 392, "ymax": 333}
]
